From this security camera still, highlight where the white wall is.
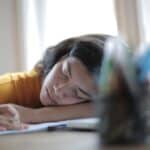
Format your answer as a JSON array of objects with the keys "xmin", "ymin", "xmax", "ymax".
[
  {"xmin": 0, "ymin": 0, "xmax": 118, "ymax": 73},
  {"xmin": 0, "ymin": 0, "xmax": 19, "ymax": 74}
]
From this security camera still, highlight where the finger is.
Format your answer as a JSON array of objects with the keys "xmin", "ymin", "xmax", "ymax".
[
  {"xmin": 6, "ymin": 105, "xmax": 19, "ymax": 119},
  {"xmin": 0, "ymin": 126, "xmax": 6, "ymax": 131},
  {"xmin": 0, "ymin": 115, "xmax": 22, "ymax": 130},
  {"xmin": 0, "ymin": 122, "xmax": 22, "ymax": 130},
  {"xmin": 0, "ymin": 115, "xmax": 13, "ymax": 125},
  {"xmin": 0, "ymin": 122, "xmax": 28, "ymax": 131},
  {"xmin": 0, "ymin": 105, "xmax": 17, "ymax": 117},
  {"xmin": 20, "ymin": 124, "xmax": 29, "ymax": 130},
  {"xmin": 5, "ymin": 106, "xmax": 17, "ymax": 116}
]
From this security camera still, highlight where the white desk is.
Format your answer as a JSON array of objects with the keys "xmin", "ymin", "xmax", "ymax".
[
  {"xmin": 0, "ymin": 131, "xmax": 99, "ymax": 150},
  {"xmin": 0, "ymin": 131, "xmax": 149, "ymax": 150}
]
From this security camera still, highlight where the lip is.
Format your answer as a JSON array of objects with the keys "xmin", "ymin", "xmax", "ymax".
[{"xmin": 46, "ymin": 88, "xmax": 57, "ymax": 105}]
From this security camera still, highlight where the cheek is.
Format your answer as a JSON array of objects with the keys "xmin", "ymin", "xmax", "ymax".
[
  {"xmin": 40, "ymin": 87, "xmax": 48, "ymax": 105},
  {"xmin": 43, "ymin": 69, "xmax": 58, "ymax": 88},
  {"xmin": 43, "ymin": 66, "xmax": 66, "ymax": 91}
]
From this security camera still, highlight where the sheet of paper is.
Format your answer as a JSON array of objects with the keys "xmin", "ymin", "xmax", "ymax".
[
  {"xmin": 0, "ymin": 122, "xmax": 66, "ymax": 135},
  {"xmin": 0, "ymin": 118, "xmax": 99, "ymax": 135}
]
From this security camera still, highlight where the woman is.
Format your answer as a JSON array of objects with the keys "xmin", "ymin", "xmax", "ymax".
[{"xmin": 0, "ymin": 34, "xmax": 110, "ymax": 130}]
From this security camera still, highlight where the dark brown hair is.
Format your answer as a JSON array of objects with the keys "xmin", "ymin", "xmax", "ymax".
[{"xmin": 35, "ymin": 34, "xmax": 112, "ymax": 79}]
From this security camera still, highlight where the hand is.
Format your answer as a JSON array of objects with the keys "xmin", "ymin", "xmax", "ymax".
[{"xmin": 0, "ymin": 104, "xmax": 28, "ymax": 131}]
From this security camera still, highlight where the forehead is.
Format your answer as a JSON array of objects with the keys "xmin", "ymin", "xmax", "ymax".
[
  {"xmin": 63, "ymin": 57, "xmax": 98, "ymax": 94},
  {"xmin": 64, "ymin": 56, "xmax": 89, "ymax": 74}
]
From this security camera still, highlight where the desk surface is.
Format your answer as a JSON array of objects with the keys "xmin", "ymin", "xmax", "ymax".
[
  {"xmin": 0, "ymin": 131, "xmax": 149, "ymax": 150},
  {"xmin": 0, "ymin": 131, "xmax": 98, "ymax": 150}
]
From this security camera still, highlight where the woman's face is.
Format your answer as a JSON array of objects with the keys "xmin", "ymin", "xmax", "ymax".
[{"xmin": 40, "ymin": 56, "xmax": 98, "ymax": 106}]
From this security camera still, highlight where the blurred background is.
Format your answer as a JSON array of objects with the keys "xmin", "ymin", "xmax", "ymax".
[{"xmin": 0, "ymin": 0, "xmax": 149, "ymax": 74}]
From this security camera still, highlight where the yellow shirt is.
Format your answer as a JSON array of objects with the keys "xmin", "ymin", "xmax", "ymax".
[{"xmin": 0, "ymin": 70, "xmax": 42, "ymax": 108}]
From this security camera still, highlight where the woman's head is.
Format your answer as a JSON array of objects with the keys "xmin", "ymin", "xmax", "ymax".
[{"xmin": 37, "ymin": 34, "xmax": 112, "ymax": 106}]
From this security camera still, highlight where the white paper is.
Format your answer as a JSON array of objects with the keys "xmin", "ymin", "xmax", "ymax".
[
  {"xmin": 0, "ymin": 122, "xmax": 66, "ymax": 135},
  {"xmin": 0, "ymin": 118, "xmax": 99, "ymax": 135}
]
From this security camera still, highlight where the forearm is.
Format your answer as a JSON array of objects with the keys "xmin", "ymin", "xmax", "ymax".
[{"xmin": 22, "ymin": 102, "xmax": 95, "ymax": 123}]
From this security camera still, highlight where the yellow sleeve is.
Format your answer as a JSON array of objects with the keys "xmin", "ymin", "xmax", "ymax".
[{"xmin": 0, "ymin": 70, "xmax": 42, "ymax": 108}]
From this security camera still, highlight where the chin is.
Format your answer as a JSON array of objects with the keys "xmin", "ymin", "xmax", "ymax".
[
  {"xmin": 40, "ymin": 95, "xmax": 48, "ymax": 106},
  {"xmin": 40, "ymin": 95, "xmax": 56, "ymax": 106},
  {"xmin": 40, "ymin": 98, "xmax": 47, "ymax": 106}
]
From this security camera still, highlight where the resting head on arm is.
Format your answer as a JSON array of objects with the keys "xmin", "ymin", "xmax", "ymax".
[
  {"xmin": 28, "ymin": 34, "xmax": 111, "ymax": 123},
  {"xmin": 0, "ymin": 34, "xmax": 111, "ymax": 128},
  {"xmin": 36, "ymin": 34, "xmax": 110, "ymax": 106}
]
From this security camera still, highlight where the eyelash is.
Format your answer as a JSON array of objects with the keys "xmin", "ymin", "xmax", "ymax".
[
  {"xmin": 75, "ymin": 89, "xmax": 86, "ymax": 100},
  {"xmin": 72, "ymin": 89, "xmax": 82, "ymax": 100},
  {"xmin": 61, "ymin": 64, "xmax": 88, "ymax": 100}
]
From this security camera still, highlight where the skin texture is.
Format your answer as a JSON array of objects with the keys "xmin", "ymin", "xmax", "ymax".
[
  {"xmin": 0, "ymin": 104, "xmax": 28, "ymax": 130},
  {"xmin": 0, "ymin": 57, "xmax": 97, "ymax": 130},
  {"xmin": 40, "ymin": 56, "xmax": 98, "ymax": 106},
  {"xmin": 0, "ymin": 102, "xmax": 95, "ymax": 130},
  {"xmin": 0, "ymin": 34, "xmax": 108, "ymax": 130}
]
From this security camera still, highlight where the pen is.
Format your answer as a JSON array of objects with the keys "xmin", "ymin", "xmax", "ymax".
[
  {"xmin": 47, "ymin": 124, "xmax": 67, "ymax": 131},
  {"xmin": 47, "ymin": 124, "xmax": 97, "ymax": 132}
]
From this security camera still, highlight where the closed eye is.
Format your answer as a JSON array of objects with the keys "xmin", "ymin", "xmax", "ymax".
[
  {"xmin": 77, "ymin": 87, "xmax": 91, "ymax": 100},
  {"xmin": 67, "ymin": 62, "xmax": 91, "ymax": 100}
]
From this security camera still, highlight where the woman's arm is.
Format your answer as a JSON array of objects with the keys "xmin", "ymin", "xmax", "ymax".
[
  {"xmin": 17, "ymin": 102, "xmax": 95, "ymax": 123},
  {"xmin": 0, "ymin": 102, "xmax": 95, "ymax": 130}
]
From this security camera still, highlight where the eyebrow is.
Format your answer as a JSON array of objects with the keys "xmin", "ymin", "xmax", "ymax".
[{"xmin": 67, "ymin": 62, "xmax": 91, "ymax": 98}]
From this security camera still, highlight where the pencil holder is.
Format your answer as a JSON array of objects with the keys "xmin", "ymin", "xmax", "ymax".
[{"xmin": 96, "ymin": 37, "xmax": 147, "ymax": 145}]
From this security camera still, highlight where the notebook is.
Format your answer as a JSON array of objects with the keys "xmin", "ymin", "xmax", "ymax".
[{"xmin": 0, "ymin": 118, "xmax": 99, "ymax": 135}]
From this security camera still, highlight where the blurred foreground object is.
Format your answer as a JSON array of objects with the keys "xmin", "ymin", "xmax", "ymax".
[
  {"xmin": 135, "ymin": 44, "xmax": 150, "ymax": 91},
  {"xmin": 96, "ymin": 37, "xmax": 147, "ymax": 145}
]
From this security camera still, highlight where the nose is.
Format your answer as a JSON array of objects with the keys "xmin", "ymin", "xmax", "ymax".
[{"xmin": 53, "ymin": 83, "xmax": 75, "ymax": 98}]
